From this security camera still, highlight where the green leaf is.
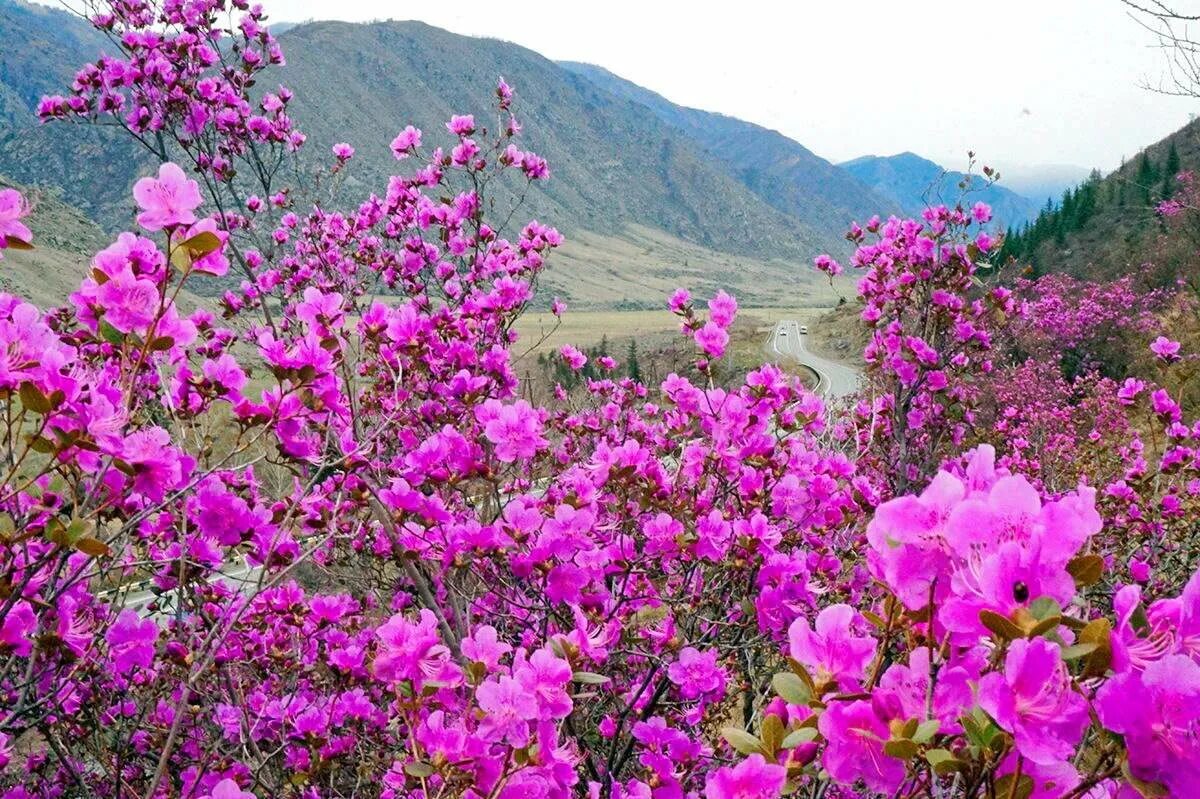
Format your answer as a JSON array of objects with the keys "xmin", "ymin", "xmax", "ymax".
[
  {"xmin": 147, "ymin": 336, "xmax": 175, "ymax": 352},
  {"xmin": 781, "ymin": 727, "xmax": 818, "ymax": 749},
  {"xmin": 883, "ymin": 738, "xmax": 920, "ymax": 759},
  {"xmin": 571, "ymin": 671, "xmax": 610, "ymax": 685},
  {"xmin": 912, "ymin": 719, "xmax": 941, "ymax": 744},
  {"xmin": 98, "ymin": 320, "xmax": 125, "ymax": 346},
  {"xmin": 772, "ymin": 671, "xmax": 813, "ymax": 705},
  {"xmin": 925, "ymin": 748, "xmax": 965, "ymax": 775},
  {"xmin": 178, "ymin": 230, "xmax": 222, "ymax": 256},
  {"xmin": 994, "ymin": 774, "xmax": 1034, "ymax": 799},
  {"xmin": 721, "ymin": 727, "xmax": 767, "ymax": 756},
  {"xmin": 1061, "ymin": 642, "xmax": 1098, "ymax": 660},
  {"xmin": 1067, "ymin": 554, "xmax": 1104, "ymax": 587},
  {"xmin": 979, "ymin": 609, "xmax": 1023, "ymax": 641},
  {"xmin": 18, "ymin": 381, "xmax": 52, "ymax": 414},
  {"xmin": 760, "ymin": 714, "xmax": 784, "ymax": 754},
  {"xmin": 75, "ymin": 536, "xmax": 111, "ymax": 557},
  {"xmin": 403, "ymin": 761, "xmax": 435, "ymax": 778},
  {"xmin": 1028, "ymin": 596, "xmax": 1061, "ymax": 620}
]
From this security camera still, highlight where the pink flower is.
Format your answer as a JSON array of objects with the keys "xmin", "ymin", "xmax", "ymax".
[
  {"xmin": 0, "ymin": 188, "xmax": 32, "ymax": 254},
  {"xmin": 374, "ymin": 609, "xmax": 452, "ymax": 687},
  {"xmin": 447, "ymin": 114, "xmax": 475, "ymax": 136},
  {"xmin": 667, "ymin": 646, "xmax": 727, "ymax": 701},
  {"xmin": 978, "ymin": 638, "xmax": 1088, "ymax": 765},
  {"xmin": 461, "ymin": 625, "xmax": 511, "ymax": 670},
  {"xmin": 476, "ymin": 399, "xmax": 547, "ymax": 462},
  {"xmin": 477, "ymin": 674, "xmax": 538, "ymax": 746},
  {"xmin": 560, "ymin": 345, "xmax": 587, "ymax": 370},
  {"xmin": 97, "ymin": 268, "xmax": 161, "ymax": 334},
  {"xmin": 703, "ymin": 753, "xmax": 786, "ymax": 799},
  {"xmin": 708, "ymin": 290, "xmax": 738, "ymax": 327},
  {"xmin": 0, "ymin": 600, "xmax": 36, "ymax": 657},
  {"xmin": 202, "ymin": 353, "xmax": 248, "ymax": 395},
  {"xmin": 972, "ymin": 201, "xmax": 993, "ymax": 224},
  {"xmin": 1150, "ymin": 336, "xmax": 1181, "ymax": 362},
  {"xmin": 132, "ymin": 162, "xmax": 203, "ymax": 231},
  {"xmin": 332, "ymin": 142, "xmax": 354, "ymax": 160},
  {"xmin": 695, "ymin": 321, "xmax": 729, "ymax": 360},
  {"xmin": 1096, "ymin": 654, "xmax": 1200, "ymax": 794},
  {"xmin": 788, "ymin": 604, "xmax": 875, "ymax": 689},
  {"xmin": 668, "ymin": 288, "xmax": 691, "ymax": 313},
  {"xmin": 203, "ymin": 779, "xmax": 255, "ymax": 799},
  {"xmin": 106, "ymin": 610, "xmax": 157, "ymax": 674},
  {"xmin": 813, "ymin": 254, "xmax": 843, "ymax": 277},
  {"xmin": 818, "ymin": 700, "xmax": 905, "ymax": 794},
  {"xmin": 390, "ymin": 125, "xmax": 422, "ymax": 158},
  {"xmin": 514, "ymin": 647, "xmax": 573, "ymax": 719}
]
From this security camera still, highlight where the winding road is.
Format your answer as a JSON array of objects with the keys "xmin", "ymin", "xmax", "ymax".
[{"xmin": 767, "ymin": 319, "xmax": 860, "ymax": 400}]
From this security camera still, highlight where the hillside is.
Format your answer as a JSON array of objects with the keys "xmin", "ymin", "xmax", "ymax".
[
  {"xmin": 0, "ymin": 2, "xmax": 885, "ymax": 307},
  {"xmin": 839, "ymin": 152, "xmax": 1038, "ymax": 228},
  {"xmin": 0, "ymin": 173, "xmax": 211, "ymax": 310},
  {"xmin": 273, "ymin": 21, "xmax": 846, "ymax": 261},
  {"xmin": 0, "ymin": 0, "xmax": 150, "ymax": 229},
  {"xmin": 559, "ymin": 61, "xmax": 899, "ymax": 232},
  {"xmin": 998, "ymin": 118, "xmax": 1200, "ymax": 285}
]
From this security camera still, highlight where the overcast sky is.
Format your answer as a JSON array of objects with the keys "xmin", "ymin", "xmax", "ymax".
[{"xmin": 264, "ymin": 2, "xmax": 1194, "ymax": 171}]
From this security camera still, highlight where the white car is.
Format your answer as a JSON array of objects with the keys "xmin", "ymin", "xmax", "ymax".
[{"xmin": 799, "ymin": 325, "xmax": 809, "ymax": 334}]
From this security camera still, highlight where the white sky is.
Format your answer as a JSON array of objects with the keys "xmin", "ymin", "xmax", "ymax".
[{"xmin": 136, "ymin": 1, "xmax": 1200, "ymax": 171}]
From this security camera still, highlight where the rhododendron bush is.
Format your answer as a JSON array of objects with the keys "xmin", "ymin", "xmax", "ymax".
[{"xmin": 1, "ymin": 1, "xmax": 1200, "ymax": 797}]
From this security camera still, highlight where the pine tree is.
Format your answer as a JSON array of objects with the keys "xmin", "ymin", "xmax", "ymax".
[
  {"xmin": 1136, "ymin": 152, "xmax": 1157, "ymax": 203},
  {"xmin": 627, "ymin": 340, "xmax": 641, "ymax": 383}
]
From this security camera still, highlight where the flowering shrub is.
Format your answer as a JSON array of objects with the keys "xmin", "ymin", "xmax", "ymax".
[{"xmin": 0, "ymin": 0, "xmax": 1198, "ymax": 797}]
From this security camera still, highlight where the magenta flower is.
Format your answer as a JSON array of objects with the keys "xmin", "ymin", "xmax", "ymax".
[
  {"xmin": 0, "ymin": 188, "xmax": 32, "ymax": 254},
  {"xmin": 461, "ymin": 625, "xmax": 511, "ymax": 671},
  {"xmin": 476, "ymin": 399, "xmax": 547, "ymax": 462},
  {"xmin": 703, "ymin": 753, "xmax": 786, "ymax": 799},
  {"xmin": 447, "ymin": 114, "xmax": 475, "ymax": 136},
  {"xmin": 788, "ymin": 604, "xmax": 875, "ymax": 689},
  {"xmin": 203, "ymin": 779, "xmax": 255, "ymax": 799},
  {"xmin": 667, "ymin": 646, "xmax": 727, "ymax": 701},
  {"xmin": 708, "ymin": 290, "xmax": 738, "ymax": 327},
  {"xmin": 476, "ymin": 674, "xmax": 538, "ymax": 746},
  {"xmin": 818, "ymin": 700, "xmax": 905, "ymax": 794},
  {"xmin": 1150, "ymin": 336, "xmax": 1182, "ymax": 362},
  {"xmin": 132, "ymin": 162, "xmax": 202, "ymax": 231},
  {"xmin": 695, "ymin": 321, "xmax": 729, "ymax": 359},
  {"xmin": 1096, "ymin": 655, "xmax": 1200, "ymax": 794},
  {"xmin": 668, "ymin": 287, "xmax": 691, "ymax": 312},
  {"xmin": 374, "ymin": 609, "xmax": 452, "ymax": 687},
  {"xmin": 106, "ymin": 610, "xmax": 157, "ymax": 674},
  {"xmin": 96, "ymin": 268, "xmax": 161, "ymax": 334},
  {"xmin": 515, "ymin": 647, "xmax": 574, "ymax": 719},
  {"xmin": 331, "ymin": 142, "xmax": 354, "ymax": 160},
  {"xmin": 977, "ymin": 638, "xmax": 1088, "ymax": 765},
  {"xmin": 0, "ymin": 600, "xmax": 36, "ymax": 657},
  {"xmin": 813, "ymin": 254, "xmax": 843, "ymax": 277},
  {"xmin": 560, "ymin": 344, "xmax": 587, "ymax": 370},
  {"xmin": 390, "ymin": 125, "xmax": 422, "ymax": 158}
]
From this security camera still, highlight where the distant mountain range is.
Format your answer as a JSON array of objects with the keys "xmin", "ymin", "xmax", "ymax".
[
  {"xmin": 1, "ymin": 0, "xmax": 1089, "ymax": 307},
  {"xmin": 840, "ymin": 152, "xmax": 1039, "ymax": 228}
]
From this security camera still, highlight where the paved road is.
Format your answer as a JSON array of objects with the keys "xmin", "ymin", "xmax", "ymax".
[{"xmin": 767, "ymin": 319, "xmax": 860, "ymax": 400}]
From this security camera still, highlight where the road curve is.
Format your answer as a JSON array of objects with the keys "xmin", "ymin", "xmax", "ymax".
[{"xmin": 766, "ymin": 319, "xmax": 860, "ymax": 400}]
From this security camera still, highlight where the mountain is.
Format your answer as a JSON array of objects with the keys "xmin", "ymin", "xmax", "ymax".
[
  {"xmin": 0, "ymin": 4, "xmax": 878, "ymax": 308},
  {"xmin": 985, "ymin": 162, "xmax": 1094, "ymax": 209},
  {"xmin": 558, "ymin": 62, "xmax": 900, "ymax": 234},
  {"xmin": 0, "ymin": 0, "xmax": 151, "ymax": 228},
  {"xmin": 839, "ymin": 152, "xmax": 1039, "ymax": 228},
  {"xmin": 997, "ymin": 119, "xmax": 1200, "ymax": 286}
]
